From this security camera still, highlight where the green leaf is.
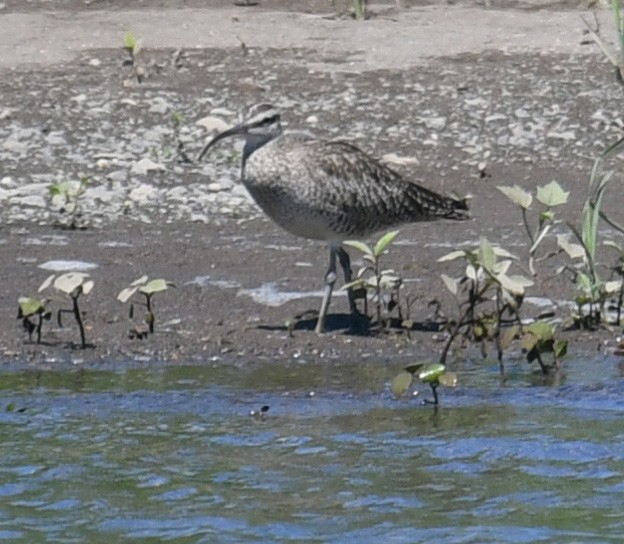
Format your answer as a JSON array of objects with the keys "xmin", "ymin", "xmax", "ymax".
[
  {"xmin": 418, "ymin": 363, "xmax": 446, "ymax": 384},
  {"xmin": 576, "ymin": 271, "xmax": 593, "ymax": 295},
  {"xmin": 437, "ymin": 249, "xmax": 466, "ymax": 262},
  {"xmin": 500, "ymin": 325, "xmax": 519, "ymax": 350},
  {"xmin": 557, "ymin": 235, "xmax": 585, "ymax": 259},
  {"xmin": 497, "ymin": 185, "xmax": 533, "ymax": 209},
  {"xmin": 536, "ymin": 180, "xmax": 569, "ymax": 207},
  {"xmin": 404, "ymin": 363, "xmax": 425, "ymax": 374},
  {"xmin": 53, "ymin": 273, "xmax": 90, "ymax": 295},
  {"xmin": 604, "ymin": 240, "xmax": 624, "ymax": 253},
  {"xmin": 139, "ymin": 279, "xmax": 174, "ymax": 295},
  {"xmin": 492, "ymin": 246, "xmax": 518, "ymax": 260},
  {"xmin": 391, "ymin": 371, "xmax": 414, "ymax": 397},
  {"xmin": 554, "ymin": 339, "xmax": 568, "ymax": 359},
  {"xmin": 521, "ymin": 333, "xmax": 539, "ymax": 353},
  {"xmin": 343, "ymin": 240, "xmax": 374, "ymax": 258},
  {"xmin": 38, "ymin": 274, "xmax": 55, "ymax": 293},
  {"xmin": 440, "ymin": 273, "xmax": 458, "ymax": 295},
  {"xmin": 526, "ymin": 321, "xmax": 554, "ymax": 341},
  {"xmin": 498, "ymin": 273, "xmax": 534, "ymax": 296},
  {"xmin": 438, "ymin": 372, "xmax": 458, "ymax": 387},
  {"xmin": 118, "ymin": 286, "xmax": 139, "ymax": 303},
  {"xmin": 478, "ymin": 237, "xmax": 497, "ymax": 272},
  {"xmin": 373, "ymin": 230, "xmax": 400, "ymax": 258},
  {"xmin": 18, "ymin": 297, "xmax": 46, "ymax": 318},
  {"xmin": 130, "ymin": 275, "xmax": 149, "ymax": 287},
  {"xmin": 124, "ymin": 31, "xmax": 137, "ymax": 50}
]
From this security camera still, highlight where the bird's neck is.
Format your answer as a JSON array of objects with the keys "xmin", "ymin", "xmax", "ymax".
[{"xmin": 241, "ymin": 131, "xmax": 281, "ymax": 167}]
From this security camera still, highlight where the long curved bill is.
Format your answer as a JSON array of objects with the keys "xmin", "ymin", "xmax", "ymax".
[{"xmin": 196, "ymin": 123, "xmax": 247, "ymax": 162}]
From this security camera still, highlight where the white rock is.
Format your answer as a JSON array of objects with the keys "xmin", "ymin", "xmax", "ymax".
[
  {"xmin": 148, "ymin": 98, "xmax": 170, "ymax": 114},
  {"xmin": 89, "ymin": 58, "xmax": 101, "ymax": 67},
  {"xmin": 129, "ymin": 183, "xmax": 161, "ymax": 204},
  {"xmin": 11, "ymin": 195, "xmax": 46, "ymax": 208},
  {"xmin": 96, "ymin": 158, "xmax": 111, "ymax": 170},
  {"xmin": 305, "ymin": 115, "xmax": 318, "ymax": 125},
  {"xmin": 190, "ymin": 213, "xmax": 209, "ymax": 223},
  {"xmin": 2, "ymin": 140, "xmax": 28, "ymax": 154},
  {"xmin": 207, "ymin": 182, "xmax": 222, "ymax": 192},
  {"xmin": 546, "ymin": 131, "xmax": 576, "ymax": 141},
  {"xmin": 0, "ymin": 176, "xmax": 16, "ymax": 188},
  {"xmin": 130, "ymin": 158, "xmax": 166, "ymax": 175},
  {"xmin": 419, "ymin": 116, "xmax": 447, "ymax": 130},
  {"xmin": 108, "ymin": 169, "xmax": 128, "ymax": 182},
  {"xmin": 196, "ymin": 115, "xmax": 230, "ymax": 133}
]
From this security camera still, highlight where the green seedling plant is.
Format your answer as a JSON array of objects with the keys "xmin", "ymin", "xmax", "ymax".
[
  {"xmin": 353, "ymin": 0, "xmax": 366, "ymax": 19},
  {"xmin": 558, "ymin": 136, "xmax": 624, "ymax": 328},
  {"xmin": 17, "ymin": 296, "xmax": 51, "ymax": 343},
  {"xmin": 582, "ymin": 0, "xmax": 624, "ymax": 86},
  {"xmin": 152, "ymin": 112, "xmax": 191, "ymax": 165},
  {"xmin": 504, "ymin": 321, "xmax": 568, "ymax": 374},
  {"xmin": 122, "ymin": 31, "xmax": 144, "ymax": 84},
  {"xmin": 39, "ymin": 273, "xmax": 94, "ymax": 348},
  {"xmin": 438, "ymin": 237, "xmax": 534, "ymax": 375},
  {"xmin": 343, "ymin": 230, "xmax": 403, "ymax": 329},
  {"xmin": 48, "ymin": 176, "xmax": 89, "ymax": 229},
  {"xmin": 118, "ymin": 276, "xmax": 175, "ymax": 336},
  {"xmin": 497, "ymin": 180, "xmax": 569, "ymax": 275},
  {"xmin": 391, "ymin": 362, "xmax": 457, "ymax": 405},
  {"xmin": 604, "ymin": 240, "xmax": 624, "ymax": 325}
]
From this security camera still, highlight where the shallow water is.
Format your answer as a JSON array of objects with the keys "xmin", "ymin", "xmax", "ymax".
[{"xmin": 1, "ymin": 358, "xmax": 624, "ymax": 543}]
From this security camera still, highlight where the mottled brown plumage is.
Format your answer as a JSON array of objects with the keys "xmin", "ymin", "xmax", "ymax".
[{"xmin": 198, "ymin": 103, "xmax": 470, "ymax": 333}]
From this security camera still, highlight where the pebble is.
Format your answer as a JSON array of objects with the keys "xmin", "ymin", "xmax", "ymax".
[
  {"xmin": 196, "ymin": 115, "xmax": 230, "ymax": 133},
  {"xmin": 130, "ymin": 158, "xmax": 166, "ymax": 175}
]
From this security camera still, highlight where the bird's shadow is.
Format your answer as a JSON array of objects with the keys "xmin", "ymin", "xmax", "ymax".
[{"xmin": 257, "ymin": 313, "xmax": 443, "ymax": 336}]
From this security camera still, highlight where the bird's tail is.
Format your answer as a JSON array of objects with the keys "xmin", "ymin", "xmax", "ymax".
[{"xmin": 403, "ymin": 181, "xmax": 471, "ymax": 222}]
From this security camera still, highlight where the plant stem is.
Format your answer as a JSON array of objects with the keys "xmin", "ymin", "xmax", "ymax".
[
  {"xmin": 521, "ymin": 208, "xmax": 534, "ymax": 245},
  {"xmin": 72, "ymin": 294, "xmax": 86, "ymax": 348},
  {"xmin": 495, "ymin": 287, "xmax": 505, "ymax": 376},
  {"xmin": 36, "ymin": 314, "xmax": 43, "ymax": 344},
  {"xmin": 146, "ymin": 294, "xmax": 154, "ymax": 333}
]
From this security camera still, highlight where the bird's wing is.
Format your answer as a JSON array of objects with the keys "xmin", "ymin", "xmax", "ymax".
[{"xmin": 300, "ymin": 140, "xmax": 468, "ymax": 222}]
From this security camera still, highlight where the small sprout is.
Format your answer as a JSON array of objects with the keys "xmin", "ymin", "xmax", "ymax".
[
  {"xmin": 17, "ymin": 297, "xmax": 51, "ymax": 343},
  {"xmin": 118, "ymin": 276, "xmax": 175, "ymax": 335},
  {"xmin": 391, "ymin": 363, "xmax": 456, "ymax": 405},
  {"xmin": 343, "ymin": 230, "xmax": 404, "ymax": 329},
  {"xmin": 48, "ymin": 176, "xmax": 89, "ymax": 229},
  {"xmin": 520, "ymin": 322, "xmax": 567, "ymax": 374},
  {"xmin": 498, "ymin": 180, "xmax": 568, "ymax": 275},
  {"xmin": 39, "ymin": 273, "xmax": 93, "ymax": 348},
  {"xmin": 437, "ymin": 237, "xmax": 534, "ymax": 375},
  {"xmin": 122, "ymin": 31, "xmax": 144, "ymax": 84}
]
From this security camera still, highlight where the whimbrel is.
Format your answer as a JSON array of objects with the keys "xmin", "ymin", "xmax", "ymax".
[{"xmin": 197, "ymin": 104, "xmax": 470, "ymax": 333}]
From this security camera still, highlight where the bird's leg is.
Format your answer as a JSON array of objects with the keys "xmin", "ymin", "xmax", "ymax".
[
  {"xmin": 316, "ymin": 245, "xmax": 338, "ymax": 334},
  {"xmin": 336, "ymin": 246, "xmax": 358, "ymax": 315}
]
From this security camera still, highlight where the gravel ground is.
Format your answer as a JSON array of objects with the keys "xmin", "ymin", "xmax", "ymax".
[{"xmin": 0, "ymin": 0, "xmax": 623, "ymax": 369}]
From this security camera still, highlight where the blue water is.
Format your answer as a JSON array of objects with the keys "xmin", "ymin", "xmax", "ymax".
[{"xmin": 1, "ymin": 358, "xmax": 623, "ymax": 543}]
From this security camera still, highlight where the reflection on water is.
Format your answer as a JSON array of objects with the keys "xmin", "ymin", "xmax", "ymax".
[{"xmin": 1, "ymin": 359, "xmax": 624, "ymax": 542}]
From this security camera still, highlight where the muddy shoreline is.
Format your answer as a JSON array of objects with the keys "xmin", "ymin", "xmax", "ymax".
[{"xmin": 1, "ymin": 1, "xmax": 622, "ymax": 370}]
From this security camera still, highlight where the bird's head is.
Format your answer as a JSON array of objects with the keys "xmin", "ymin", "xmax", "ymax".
[{"xmin": 197, "ymin": 103, "xmax": 282, "ymax": 162}]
